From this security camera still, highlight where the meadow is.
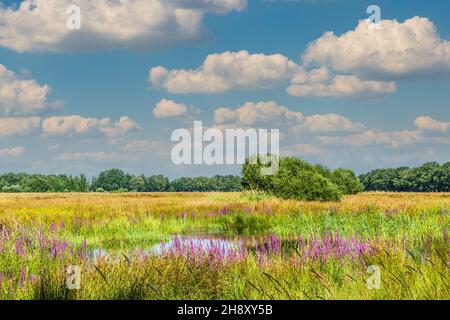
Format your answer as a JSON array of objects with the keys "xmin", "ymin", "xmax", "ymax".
[{"xmin": 0, "ymin": 192, "xmax": 448, "ymax": 300}]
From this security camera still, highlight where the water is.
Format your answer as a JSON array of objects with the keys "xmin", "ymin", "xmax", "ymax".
[
  {"xmin": 88, "ymin": 234, "xmax": 296, "ymax": 262},
  {"xmin": 151, "ymin": 236, "xmax": 240, "ymax": 256}
]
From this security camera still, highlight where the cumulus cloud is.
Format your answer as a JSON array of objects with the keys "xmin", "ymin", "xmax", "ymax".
[
  {"xmin": 302, "ymin": 17, "xmax": 450, "ymax": 80},
  {"xmin": 99, "ymin": 116, "xmax": 141, "ymax": 139},
  {"xmin": 287, "ymin": 75, "xmax": 396, "ymax": 99},
  {"xmin": 0, "ymin": 64, "xmax": 54, "ymax": 115},
  {"xmin": 150, "ymin": 50, "xmax": 396, "ymax": 99},
  {"xmin": 153, "ymin": 99, "xmax": 188, "ymax": 118},
  {"xmin": 292, "ymin": 113, "xmax": 365, "ymax": 134},
  {"xmin": 415, "ymin": 116, "xmax": 450, "ymax": 132},
  {"xmin": 0, "ymin": 0, "xmax": 246, "ymax": 53},
  {"xmin": 149, "ymin": 51, "xmax": 299, "ymax": 93},
  {"xmin": 215, "ymin": 101, "xmax": 303, "ymax": 126},
  {"xmin": 214, "ymin": 101, "xmax": 364, "ymax": 133},
  {"xmin": 42, "ymin": 115, "xmax": 110, "ymax": 136},
  {"xmin": 0, "ymin": 117, "xmax": 41, "ymax": 136},
  {"xmin": 42, "ymin": 115, "xmax": 140, "ymax": 138},
  {"xmin": 0, "ymin": 147, "xmax": 26, "ymax": 158},
  {"xmin": 147, "ymin": 16, "xmax": 450, "ymax": 99}
]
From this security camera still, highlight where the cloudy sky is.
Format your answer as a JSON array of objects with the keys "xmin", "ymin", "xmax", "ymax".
[{"xmin": 0, "ymin": 0, "xmax": 449, "ymax": 178}]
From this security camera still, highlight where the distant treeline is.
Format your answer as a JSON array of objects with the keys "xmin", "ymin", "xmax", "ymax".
[
  {"xmin": 1, "ymin": 161, "xmax": 449, "ymax": 193},
  {"xmin": 359, "ymin": 162, "xmax": 450, "ymax": 192},
  {"xmin": 0, "ymin": 169, "xmax": 242, "ymax": 193}
]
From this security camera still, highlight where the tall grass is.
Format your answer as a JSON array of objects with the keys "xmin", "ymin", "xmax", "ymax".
[{"xmin": 0, "ymin": 192, "xmax": 448, "ymax": 300}]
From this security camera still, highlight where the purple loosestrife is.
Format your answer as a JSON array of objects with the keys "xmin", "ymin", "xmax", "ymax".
[
  {"xmin": 19, "ymin": 267, "xmax": 26, "ymax": 288},
  {"xmin": 15, "ymin": 237, "xmax": 25, "ymax": 257}
]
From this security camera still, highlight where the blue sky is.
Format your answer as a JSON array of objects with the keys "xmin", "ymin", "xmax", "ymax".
[{"xmin": 0, "ymin": 0, "xmax": 449, "ymax": 178}]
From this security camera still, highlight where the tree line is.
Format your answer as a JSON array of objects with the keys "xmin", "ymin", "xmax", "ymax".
[
  {"xmin": 359, "ymin": 161, "xmax": 450, "ymax": 192},
  {"xmin": 0, "ymin": 169, "xmax": 242, "ymax": 193},
  {"xmin": 0, "ymin": 160, "xmax": 449, "ymax": 195}
]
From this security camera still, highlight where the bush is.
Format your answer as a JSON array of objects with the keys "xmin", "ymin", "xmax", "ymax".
[
  {"xmin": 271, "ymin": 158, "xmax": 342, "ymax": 201},
  {"xmin": 95, "ymin": 188, "xmax": 106, "ymax": 193},
  {"xmin": 242, "ymin": 156, "xmax": 361, "ymax": 201},
  {"xmin": 330, "ymin": 169, "xmax": 363, "ymax": 195},
  {"xmin": 1, "ymin": 185, "xmax": 22, "ymax": 193}
]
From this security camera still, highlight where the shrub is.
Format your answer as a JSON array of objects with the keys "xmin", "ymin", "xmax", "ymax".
[
  {"xmin": 1, "ymin": 185, "xmax": 22, "ymax": 193},
  {"xmin": 330, "ymin": 169, "xmax": 363, "ymax": 195},
  {"xmin": 241, "ymin": 156, "xmax": 360, "ymax": 201},
  {"xmin": 271, "ymin": 158, "xmax": 342, "ymax": 201}
]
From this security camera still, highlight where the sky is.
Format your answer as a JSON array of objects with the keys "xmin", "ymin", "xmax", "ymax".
[{"xmin": 0, "ymin": 0, "xmax": 449, "ymax": 178}]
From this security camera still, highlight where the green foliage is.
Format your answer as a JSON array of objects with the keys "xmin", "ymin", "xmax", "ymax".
[
  {"xmin": 0, "ymin": 171, "xmax": 241, "ymax": 193},
  {"xmin": 360, "ymin": 162, "xmax": 450, "ymax": 192},
  {"xmin": 169, "ymin": 175, "xmax": 242, "ymax": 192},
  {"xmin": 241, "ymin": 156, "xmax": 361, "ymax": 201},
  {"xmin": 0, "ymin": 173, "xmax": 89, "ymax": 193},
  {"xmin": 1, "ymin": 185, "xmax": 22, "ymax": 193},
  {"xmin": 330, "ymin": 169, "xmax": 363, "ymax": 195},
  {"xmin": 91, "ymin": 169, "xmax": 130, "ymax": 192}
]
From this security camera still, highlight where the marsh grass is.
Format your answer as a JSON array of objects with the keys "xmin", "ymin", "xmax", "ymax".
[{"xmin": 0, "ymin": 192, "xmax": 449, "ymax": 300}]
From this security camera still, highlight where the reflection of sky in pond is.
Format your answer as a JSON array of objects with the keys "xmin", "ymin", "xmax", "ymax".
[
  {"xmin": 88, "ymin": 236, "xmax": 243, "ymax": 261},
  {"xmin": 151, "ymin": 236, "xmax": 241, "ymax": 256}
]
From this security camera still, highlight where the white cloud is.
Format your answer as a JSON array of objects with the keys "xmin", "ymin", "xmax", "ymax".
[
  {"xmin": 42, "ymin": 115, "xmax": 111, "ymax": 136},
  {"xmin": 415, "ymin": 116, "xmax": 450, "ymax": 132},
  {"xmin": 153, "ymin": 99, "xmax": 188, "ymax": 118},
  {"xmin": 0, "ymin": 117, "xmax": 41, "ymax": 136},
  {"xmin": 0, "ymin": 147, "xmax": 26, "ymax": 158},
  {"xmin": 287, "ymin": 75, "xmax": 396, "ymax": 99},
  {"xmin": 319, "ymin": 130, "xmax": 425, "ymax": 148},
  {"xmin": 150, "ymin": 51, "xmax": 299, "ymax": 93},
  {"xmin": 54, "ymin": 152, "xmax": 119, "ymax": 162},
  {"xmin": 0, "ymin": 64, "xmax": 54, "ymax": 115},
  {"xmin": 215, "ymin": 101, "xmax": 303, "ymax": 126},
  {"xmin": 0, "ymin": 0, "xmax": 246, "ymax": 53},
  {"xmin": 214, "ymin": 101, "xmax": 363, "ymax": 133},
  {"xmin": 42, "ymin": 115, "xmax": 140, "ymax": 139},
  {"xmin": 99, "ymin": 116, "xmax": 141, "ymax": 139},
  {"xmin": 293, "ymin": 113, "xmax": 365, "ymax": 134},
  {"xmin": 150, "ymin": 50, "xmax": 396, "ymax": 99},
  {"xmin": 303, "ymin": 17, "xmax": 450, "ymax": 80}
]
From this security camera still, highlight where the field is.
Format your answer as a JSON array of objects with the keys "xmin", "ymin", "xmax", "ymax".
[{"xmin": 0, "ymin": 192, "xmax": 449, "ymax": 300}]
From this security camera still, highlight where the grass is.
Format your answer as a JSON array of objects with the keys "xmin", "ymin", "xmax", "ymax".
[{"xmin": 0, "ymin": 192, "xmax": 449, "ymax": 300}]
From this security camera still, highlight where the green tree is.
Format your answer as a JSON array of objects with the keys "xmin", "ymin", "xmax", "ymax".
[
  {"xmin": 91, "ymin": 169, "xmax": 130, "ymax": 192},
  {"xmin": 330, "ymin": 168, "xmax": 363, "ymax": 195}
]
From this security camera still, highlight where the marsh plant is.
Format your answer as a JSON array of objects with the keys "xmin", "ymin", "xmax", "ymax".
[{"xmin": 0, "ymin": 192, "xmax": 448, "ymax": 300}]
